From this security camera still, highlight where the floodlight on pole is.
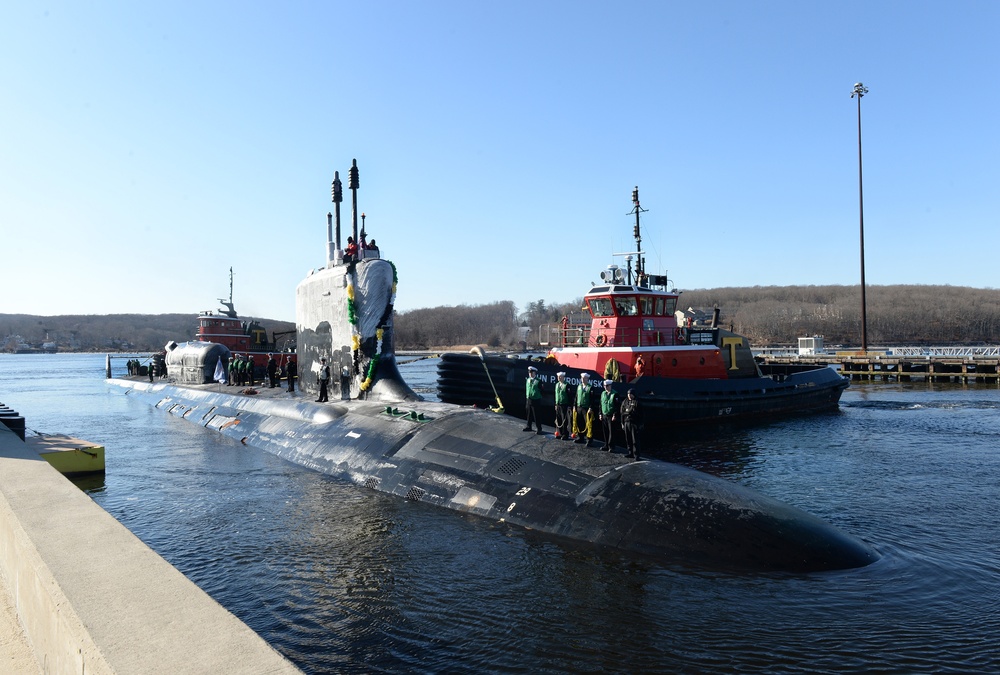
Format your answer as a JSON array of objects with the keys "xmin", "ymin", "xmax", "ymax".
[{"xmin": 851, "ymin": 82, "xmax": 869, "ymax": 353}]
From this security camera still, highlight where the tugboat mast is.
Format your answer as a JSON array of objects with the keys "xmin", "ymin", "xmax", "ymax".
[
  {"xmin": 219, "ymin": 267, "xmax": 238, "ymax": 318},
  {"xmin": 617, "ymin": 186, "xmax": 648, "ymax": 284}
]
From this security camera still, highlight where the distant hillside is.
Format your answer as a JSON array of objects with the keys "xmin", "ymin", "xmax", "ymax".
[
  {"xmin": 678, "ymin": 284, "xmax": 1000, "ymax": 346},
  {"xmin": 396, "ymin": 284, "xmax": 1000, "ymax": 349},
  {"xmin": 0, "ymin": 313, "xmax": 295, "ymax": 353},
  {"xmin": 5, "ymin": 284, "xmax": 997, "ymax": 353}
]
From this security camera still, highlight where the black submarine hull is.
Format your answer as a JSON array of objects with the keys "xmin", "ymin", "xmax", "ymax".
[{"xmin": 109, "ymin": 378, "xmax": 877, "ymax": 573}]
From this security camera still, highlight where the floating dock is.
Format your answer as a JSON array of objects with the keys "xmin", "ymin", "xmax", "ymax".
[{"xmin": 25, "ymin": 434, "xmax": 105, "ymax": 476}]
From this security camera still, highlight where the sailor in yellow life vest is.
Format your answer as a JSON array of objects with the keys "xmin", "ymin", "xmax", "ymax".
[{"xmin": 572, "ymin": 372, "xmax": 595, "ymax": 447}]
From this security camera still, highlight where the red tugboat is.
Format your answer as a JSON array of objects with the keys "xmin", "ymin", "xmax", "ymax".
[
  {"xmin": 437, "ymin": 187, "xmax": 849, "ymax": 447},
  {"xmin": 164, "ymin": 268, "xmax": 295, "ymax": 384}
]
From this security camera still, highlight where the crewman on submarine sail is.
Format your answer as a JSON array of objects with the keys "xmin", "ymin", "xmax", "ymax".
[{"xmin": 523, "ymin": 366, "xmax": 544, "ymax": 434}]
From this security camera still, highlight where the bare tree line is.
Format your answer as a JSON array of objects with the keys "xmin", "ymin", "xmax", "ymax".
[
  {"xmin": 6, "ymin": 284, "xmax": 998, "ymax": 353},
  {"xmin": 680, "ymin": 284, "xmax": 1000, "ymax": 345}
]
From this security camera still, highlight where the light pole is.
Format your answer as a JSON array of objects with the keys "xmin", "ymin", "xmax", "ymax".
[{"xmin": 851, "ymin": 82, "xmax": 869, "ymax": 353}]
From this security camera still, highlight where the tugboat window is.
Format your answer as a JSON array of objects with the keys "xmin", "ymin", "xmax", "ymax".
[
  {"xmin": 654, "ymin": 297, "xmax": 665, "ymax": 316},
  {"xmin": 640, "ymin": 296, "xmax": 655, "ymax": 315},
  {"xmin": 614, "ymin": 297, "xmax": 638, "ymax": 316},
  {"xmin": 589, "ymin": 298, "xmax": 614, "ymax": 317}
]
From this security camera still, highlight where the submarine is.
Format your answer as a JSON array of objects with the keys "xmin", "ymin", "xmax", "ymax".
[{"xmin": 108, "ymin": 160, "xmax": 877, "ymax": 573}]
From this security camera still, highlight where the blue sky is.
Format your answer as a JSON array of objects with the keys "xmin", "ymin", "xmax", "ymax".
[{"xmin": 2, "ymin": 1, "xmax": 997, "ymax": 322}]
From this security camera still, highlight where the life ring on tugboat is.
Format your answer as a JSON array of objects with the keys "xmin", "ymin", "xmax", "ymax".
[
  {"xmin": 674, "ymin": 327, "xmax": 687, "ymax": 344},
  {"xmin": 594, "ymin": 334, "xmax": 607, "ymax": 347}
]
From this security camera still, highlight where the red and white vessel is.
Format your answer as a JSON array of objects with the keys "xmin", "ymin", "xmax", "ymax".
[{"xmin": 437, "ymin": 187, "xmax": 849, "ymax": 443}]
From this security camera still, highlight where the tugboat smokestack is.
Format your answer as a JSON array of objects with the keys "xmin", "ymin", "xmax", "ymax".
[{"xmin": 349, "ymin": 159, "xmax": 360, "ymax": 247}]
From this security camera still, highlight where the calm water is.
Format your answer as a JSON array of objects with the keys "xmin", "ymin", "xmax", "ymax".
[{"xmin": 2, "ymin": 353, "xmax": 999, "ymax": 673}]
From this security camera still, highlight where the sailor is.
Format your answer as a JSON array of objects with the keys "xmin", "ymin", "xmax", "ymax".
[
  {"xmin": 634, "ymin": 354, "xmax": 646, "ymax": 379},
  {"xmin": 266, "ymin": 353, "xmax": 278, "ymax": 388},
  {"xmin": 246, "ymin": 355, "xmax": 255, "ymax": 386},
  {"xmin": 286, "ymin": 356, "xmax": 297, "ymax": 393},
  {"xmin": 599, "ymin": 379, "xmax": 618, "ymax": 452},
  {"xmin": 553, "ymin": 372, "xmax": 571, "ymax": 440},
  {"xmin": 317, "ymin": 357, "xmax": 330, "ymax": 402},
  {"xmin": 620, "ymin": 389, "xmax": 643, "ymax": 460},
  {"xmin": 572, "ymin": 372, "xmax": 595, "ymax": 446},
  {"xmin": 522, "ymin": 366, "xmax": 543, "ymax": 434},
  {"xmin": 344, "ymin": 236, "xmax": 359, "ymax": 264},
  {"xmin": 147, "ymin": 357, "xmax": 154, "ymax": 382},
  {"xmin": 227, "ymin": 354, "xmax": 237, "ymax": 385}
]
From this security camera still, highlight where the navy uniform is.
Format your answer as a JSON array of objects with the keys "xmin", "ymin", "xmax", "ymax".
[
  {"xmin": 599, "ymin": 380, "xmax": 618, "ymax": 452},
  {"xmin": 266, "ymin": 354, "xmax": 278, "ymax": 388},
  {"xmin": 317, "ymin": 357, "xmax": 330, "ymax": 402},
  {"xmin": 620, "ymin": 389, "xmax": 643, "ymax": 460},
  {"xmin": 523, "ymin": 366, "xmax": 543, "ymax": 434},
  {"xmin": 553, "ymin": 372, "xmax": 571, "ymax": 440}
]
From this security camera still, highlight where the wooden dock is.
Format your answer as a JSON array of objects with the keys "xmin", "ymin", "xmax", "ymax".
[{"xmin": 759, "ymin": 352, "xmax": 1000, "ymax": 384}]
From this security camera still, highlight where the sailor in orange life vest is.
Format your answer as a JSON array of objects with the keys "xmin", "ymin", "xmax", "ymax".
[
  {"xmin": 634, "ymin": 353, "xmax": 646, "ymax": 379},
  {"xmin": 522, "ymin": 366, "xmax": 544, "ymax": 434},
  {"xmin": 344, "ymin": 236, "xmax": 359, "ymax": 263}
]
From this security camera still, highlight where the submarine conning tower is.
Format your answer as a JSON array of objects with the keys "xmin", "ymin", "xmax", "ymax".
[{"xmin": 296, "ymin": 159, "xmax": 420, "ymax": 404}]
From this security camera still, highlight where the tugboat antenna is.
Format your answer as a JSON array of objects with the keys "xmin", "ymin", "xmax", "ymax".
[
  {"xmin": 218, "ymin": 267, "xmax": 238, "ymax": 318},
  {"xmin": 627, "ymin": 186, "xmax": 648, "ymax": 279}
]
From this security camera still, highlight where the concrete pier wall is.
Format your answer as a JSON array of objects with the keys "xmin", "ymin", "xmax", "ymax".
[{"xmin": 0, "ymin": 425, "xmax": 301, "ymax": 674}]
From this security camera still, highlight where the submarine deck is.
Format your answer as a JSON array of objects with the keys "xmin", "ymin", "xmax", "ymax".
[{"xmin": 112, "ymin": 376, "xmax": 634, "ymax": 480}]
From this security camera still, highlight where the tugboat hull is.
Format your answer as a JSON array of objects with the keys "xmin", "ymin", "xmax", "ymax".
[{"xmin": 437, "ymin": 353, "xmax": 848, "ymax": 443}]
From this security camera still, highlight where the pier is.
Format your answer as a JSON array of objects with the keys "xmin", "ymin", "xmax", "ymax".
[
  {"xmin": 758, "ymin": 346, "xmax": 1000, "ymax": 384},
  {"xmin": 0, "ymin": 424, "xmax": 302, "ymax": 674}
]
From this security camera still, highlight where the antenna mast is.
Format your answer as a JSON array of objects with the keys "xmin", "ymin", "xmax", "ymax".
[{"xmin": 628, "ymin": 186, "xmax": 648, "ymax": 278}]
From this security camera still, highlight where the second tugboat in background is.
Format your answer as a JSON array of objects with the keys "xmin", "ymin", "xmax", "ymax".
[
  {"xmin": 164, "ymin": 267, "xmax": 296, "ymax": 381},
  {"xmin": 437, "ymin": 187, "xmax": 849, "ymax": 444}
]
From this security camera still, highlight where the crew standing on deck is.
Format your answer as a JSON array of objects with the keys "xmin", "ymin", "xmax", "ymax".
[
  {"xmin": 246, "ymin": 355, "xmax": 255, "ymax": 386},
  {"xmin": 553, "ymin": 372, "xmax": 571, "ymax": 440},
  {"xmin": 599, "ymin": 380, "xmax": 618, "ymax": 452},
  {"xmin": 266, "ymin": 354, "xmax": 278, "ymax": 388},
  {"xmin": 317, "ymin": 357, "xmax": 330, "ymax": 402},
  {"xmin": 522, "ymin": 366, "xmax": 543, "ymax": 434},
  {"xmin": 620, "ymin": 389, "xmax": 643, "ymax": 460},
  {"xmin": 572, "ymin": 372, "xmax": 595, "ymax": 446},
  {"xmin": 286, "ymin": 356, "xmax": 297, "ymax": 392}
]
